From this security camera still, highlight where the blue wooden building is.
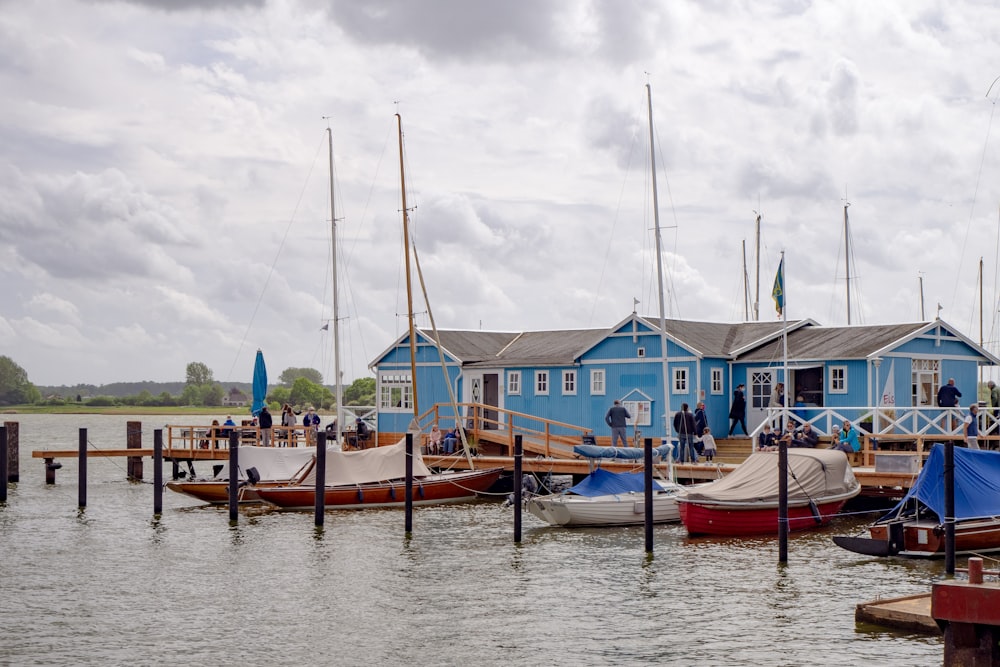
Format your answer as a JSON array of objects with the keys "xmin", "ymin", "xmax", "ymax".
[{"xmin": 369, "ymin": 315, "xmax": 999, "ymax": 440}]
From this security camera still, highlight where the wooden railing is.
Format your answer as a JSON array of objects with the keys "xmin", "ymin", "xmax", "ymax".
[{"xmin": 165, "ymin": 424, "xmax": 316, "ymax": 452}]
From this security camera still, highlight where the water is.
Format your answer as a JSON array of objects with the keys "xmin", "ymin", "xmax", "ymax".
[{"xmin": 0, "ymin": 414, "xmax": 946, "ymax": 665}]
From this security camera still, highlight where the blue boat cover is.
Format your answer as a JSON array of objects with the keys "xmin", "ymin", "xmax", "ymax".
[
  {"xmin": 573, "ymin": 445, "xmax": 653, "ymax": 460},
  {"xmin": 566, "ymin": 468, "xmax": 665, "ymax": 497},
  {"xmin": 879, "ymin": 444, "xmax": 1000, "ymax": 523}
]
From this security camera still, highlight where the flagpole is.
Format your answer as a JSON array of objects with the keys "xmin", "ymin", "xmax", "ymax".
[
  {"xmin": 781, "ymin": 252, "xmax": 788, "ymax": 430},
  {"xmin": 777, "ymin": 250, "xmax": 788, "ymax": 563}
]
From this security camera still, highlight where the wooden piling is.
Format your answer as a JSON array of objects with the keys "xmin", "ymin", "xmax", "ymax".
[
  {"xmin": 126, "ymin": 420, "xmax": 142, "ymax": 481},
  {"xmin": 404, "ymin": 433, "xmax": 413, "ymax": 533},
  {"xmin": 228, "ymin": 431, "xmax": 238, "ymax": 522},
  {"xmin": 513, "ymin": 435, "xmax": 523, "ymax": 543},
  {"xmin": 314, "ymin": 432, "xmax": 326, "ymax": 527},
  {"xmin": 153, "ymin": 429, "xmax": 163, "ymax": 516},
  {"xmin": 78, "ymin": 428, "xmax": 87, "ymax": 509},
  {"xmin": 0, "ymin": 426, "xmax": 7, "ymax": 503},
  {"xmin": 44, "ymin": 458, "xmax": 60, "ymax": 485},
  {"xmin": 644, "ymin": 438, "xmax": 653, "ymax": 553},
  {"xmin": 778, "ymin": 438, "xmax": 788, "ymax": 563},
  {"xmin": 4, "ymin": 421, "xmax": 18, "ymax": 483}
]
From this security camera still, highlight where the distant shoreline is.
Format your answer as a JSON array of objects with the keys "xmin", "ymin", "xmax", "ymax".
[{"xmin": 0, "ymin": 406, "xmax": 259, "ymax": 416}]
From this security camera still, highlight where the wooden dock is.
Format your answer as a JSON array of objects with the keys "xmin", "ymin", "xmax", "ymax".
[{"xmin": 855, "ymin": 593, "xmax": 939, "ymax": 634}]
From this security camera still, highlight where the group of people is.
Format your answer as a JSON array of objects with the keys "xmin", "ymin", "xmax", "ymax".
[
  {"xmin": 756, "ymin": 419, "xmax": 860, "ymax": 453},
  {"xmin": 427, "ymin": 424, "xmax": 466, "ymax": 455}
]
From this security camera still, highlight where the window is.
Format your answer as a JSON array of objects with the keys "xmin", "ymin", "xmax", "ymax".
[
  {"xmin": 912, "ymin": 359, "xmax": 940, "ymax": 407},
  {"xmin": 562, "ymin": 370, "xmax": 577, "ymax": 395},
  {"xmin": 535, "ymin": 370, "xmax": 549, "ymax": 395},
  {"xmin": 623, "ymin": 399, "xmax": 651, "ymax": 426},
  {"xmin": 829, "ymin": 366, "xmax": 847, "ymax": 394},
  {"xmin": 590, "ymin": 369, "xmax": 606, "ymax": 395},
  {"xmin": 379, "ymin": 373, "xmax": 413, "ymax": 410},
  {"xmin": 637, "ymin": 347, "xmax": 646, "ymax": 358},
  {"xmin": 507, "ymin": 371, "xmax": 521, "ymax": 396},
  {"xmin": 711, "ymin": 368, "xmax": 723, "ymax": 395},
  {"xmin": 673, "ymin": 368, "xmax": 688, "ymax": 393}
]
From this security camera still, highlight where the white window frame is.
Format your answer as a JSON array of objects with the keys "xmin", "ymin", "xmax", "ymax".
[
  {"xmin": 507, "ymin": 371, "xmax": 521, "ymax": 396},
  {"xmin": 710, "ymin": 368, "xmax": 723, "ymax": 395},
  {"xmin": 590, "ymin": 369, "xmax": 606, "ymax": 395},
  {"xmin": 637, "ymin": 347, "xmax": 646, "ymax": 358},
  {"xmin": 535, "ymin": 370, "xmax": 549, "ymax": 396},
  {"xmin": 379, "ymin": 373, "xmax": 413, "ymax": 411},
  {"xmin": 672, "ymin": 367, "xmax": 688, "ymax": 394},
  {"xmin": 562, "ymin": 370, "xmax": 577, "ymax": 395},
  {"xmin": 829, "ymin": 366, "xmax": 847, "ymax": 394}
]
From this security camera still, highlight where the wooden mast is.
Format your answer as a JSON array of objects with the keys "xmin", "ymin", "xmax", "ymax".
[
  {"xmin": 327, "ymin": 126, "xmax": 344, "ymax": 444},
  {"xmin": 397, "ymin": 114, "xmax": 419, "ymax": 424},
  {"xmin": 646, "ymin": 83, "xmax": 671, "ymax": 443}
]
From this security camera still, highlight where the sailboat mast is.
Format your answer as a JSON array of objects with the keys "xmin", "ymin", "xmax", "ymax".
[
  {"xmin": 742, "ymin": 239, "xmax": 750, "ymax": 321},
  {"xmin": 919, "ymin": 273, "xmax": 926, "ymax": 320},
  {"xmin": 646, "ymin": 84, "xmax": 672, "ymax": 440},
  {"xmin": 327, "ymin": 127, "xmax": 344, "ymax": 444},
  {"xmin": 844, "ymin": 203, "xmax": 851, "ymax": 325},
  {"xmin": 397, "ymin": 114, "xmax": 420, "ymax": 422},
  {"xmin": 754, "ymin": 213, "xmax": 761, "ymax": 321}
]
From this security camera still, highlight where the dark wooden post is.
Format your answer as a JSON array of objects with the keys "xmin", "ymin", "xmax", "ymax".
[
  {"xmin": 0, "ymin": 426, "xmax": 7, "ymax": 503},
  {"xmin": 126, "ymin": 420, "xmax": 142, "ymax": 481},
  {"xmin": 514, "ymin": 435, "xmax": 523, "ymax": 543},
  {"xmin": 945, "ymin": 441, "xmax": 955, "ymax": 575},
  {"xmin": 405, "ymin": 433, "xmax": 413, "ymax": 533},
  {"xmin": 228, "ymin": 431, "xmax": 239, "ymax": 522},
  {"xmin": 778, "ymin": 438, "xmax": 788, "ymax": 563},
  {"xmin": 4, "ymin": 421, "xmax": 18, "ymax": 482},
  {"xmin": 44, "ymin": 458, "xmax": 59, "ymax": 484},
  {"xmin": 644, "ymin": 437, "xmax": 654, "ymax": 553},
  {"xmin": 153, "ymin": 429, "xmax": 163, "ymax": 516},
  {"xmin": 78, "ymin": 428, "xmax": 87, "ymax": 509},
  {"xmin": 314, "ymin": 432, "xmax": 326, "ymax": 526}
]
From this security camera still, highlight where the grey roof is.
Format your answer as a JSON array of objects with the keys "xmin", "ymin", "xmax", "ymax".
[
  {"xmin": 639, "ymin": 317, "xmax": 794, "ymax": 357},
  {"xmin": 421, "ymin": 328, "xmax": 606, "ymax": 367},
  {"xmin": 735, "ymin": 322, "xmax": 931, "ymax": 362}
]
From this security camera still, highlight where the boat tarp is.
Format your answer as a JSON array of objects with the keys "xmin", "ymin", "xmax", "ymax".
[
  {"xmin": 573, "ymin": 445, "xmax": 647, "ymax": 460},
  {"xmin": 211, "ymin": 446, "xmax": 316, "ymax": 481},
  {"xmin": 298, "ymin": 439, "xmax": 433, "ymax": 486},
  {"xmin": 681, "ymin": 449, "xmax": 858, "ymax": 504},
  {"xmin": 566, "ymin": 468, "xmax": 665, "ymax": 497},
  {"xmin": 878, "ymin": 444, "xmax": 1000, "ymax": 523}
]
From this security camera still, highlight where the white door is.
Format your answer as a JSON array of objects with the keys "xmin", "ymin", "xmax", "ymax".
[{"xmin": 748, "ymin": 368, "xmax": 776, "ymax": 432}]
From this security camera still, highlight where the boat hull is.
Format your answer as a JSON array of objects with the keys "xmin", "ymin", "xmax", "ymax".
[
  {"xmin": 527, "ymin": 490, "xmax": 681, "ymax": 527},
  {"xmin": 166, "ymin": 480, "xmax": 295, "ymax": 504},
  {"xmin": 677, "ymin": 497, "xmax": 850, "ymax": 536},
  {"xmin": 255, "ymin": 468, "xmax": 504, "ymax": 510},
  {"xmin": 852, "ymin": 519, "xmax": 1000, "ymax": 558}
]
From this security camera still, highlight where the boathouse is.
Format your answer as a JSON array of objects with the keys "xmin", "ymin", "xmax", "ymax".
[{"xmin": 369, "ymin": 315, "xmax": 999, "ymax": 442}]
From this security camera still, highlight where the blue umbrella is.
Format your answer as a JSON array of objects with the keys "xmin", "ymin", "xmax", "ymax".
[{"xmin": 251, "ymin": 349, "xmax": 268, "ymax": 416}]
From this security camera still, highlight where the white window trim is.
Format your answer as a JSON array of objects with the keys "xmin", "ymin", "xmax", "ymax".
[
  {"xmin": 535, "ymin": 370, "xmax": 549, "ymax": 396},
  {"xmin": 590, "ymin": 369, "xmax": 606, "ymax": 395},
  {"xmin": 829, "ymin": 365, "xmax": 848, "ymax": 394},
  {"xmin": 507, "ymin": 371, "xmax": 521, "ymax": 396},
  {"xmin": 672, "ymin": 367, "xmax": 688, "ymax": 394},
  {"xmin": 710, "ymin": 368, "xmax": 723, "ymax": 395},
  {"xmin": 562, "ymin": 370, "xmax": 577, "ymax": 396}
]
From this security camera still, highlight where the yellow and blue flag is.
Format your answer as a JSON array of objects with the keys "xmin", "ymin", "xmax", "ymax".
[{"xmin": 771, "ymin": 257, "xmax": 785, "ymax": 316}]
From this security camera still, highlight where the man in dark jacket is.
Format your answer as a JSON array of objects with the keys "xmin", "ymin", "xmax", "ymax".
[
  {"xmin": 728, "ymin": 384, "xmax": 748, "ymax": 435},
  {"xmin": 605, "ymin": 400, "xmax": 631, "ymax": 447},
  {"xmin": 673, "ymin": 403, "xmax": 698, "ymax": 463},
  {"xmin": 937, "ymin": 378, "xmax": 962, "ymax": 430},
  {"xmin": 258, "ymin": 405, "xmax": 273, "ymax": 447}
]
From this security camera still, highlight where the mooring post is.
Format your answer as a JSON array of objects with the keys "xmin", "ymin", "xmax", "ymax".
[
  {"xmin": 314, "ymin": 432, "xmax": 326, "ymax": 527},
  {"xmin": 44, "ymin": 458, "xmax": 59, "ymax": 484},
  {"xmin": 126, "ymin": 420, "xmax": 143, "ymax": 481},
  {"xmin": 0, "ymin": 426, "xmax": 7, "ymax": 503},
  {"xmin": 778, "ymin": 438, "xmax": 788, "ymax": 563},
  {"xmin": 4, "ymin": 421, "xmax": 18, "ymax": 483},
  {"xmin": 228, "ymin": 430, "xmax": 239, "ymax": 522},
  {"xmin": 513, "ymin": 434, "xmax": 523, "ymax": 543},
  {"xmin": 405, "ymin": 432, "xmax": 413, "ymax": 534},
  {"xmin": 78, "ymin": 428, "xmax": 87, "ymax": 509},
  {"xmin": 644, "ymin": 437, "xmax": 654, "ymax": 553},
  {"xmin": 944, "ymin": 441, "xmax": 955, "ymax": 575},
  {"xmin": 153, "ymin": 429, "xmax": 163, "ymax": 516}
]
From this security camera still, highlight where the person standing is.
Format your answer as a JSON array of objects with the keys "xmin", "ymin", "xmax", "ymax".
[
  {"xmin": 694, "ymin": 401, "xmax": 708, "ymax": 456},
  {"xmin": 303, "ymin": 407, "xmax": 321, "ymax": 445},
  {"xmin": 605, "ymin": 400, "xmax": 632, "ymax": 448},
  {"xmin": 964, "ymin": 403, "xmax": 980, "ymax": 450},
  {"xmin": 281, "ymin": 404, "xmax": 296, "ymax": 447},
  {"xmin": 699, "ymin": 427, "xmax": 717, "ymax": 462},
  {"xmin": 989, "ymin": 380, "xmax": 1000, "ymax": 430},
  {"xmin": 769, "ymin": 382, "xmax": 785, "ymax": 431},
  {"xmin": 673, "ymin": 403, "xmax": 698, "ymax": 463},
  {"xmin": 937, "ymin": 378, "xmax": 962, "ymax": 431},
  {"xmin": 258, "ymin": 405, "xmax": 273, "ymax": 447},
  {"xmin": 728, "ymin": 383, "xmax": 748, "ymax": 436}
]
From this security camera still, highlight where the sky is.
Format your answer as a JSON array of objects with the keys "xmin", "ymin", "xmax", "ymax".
[{"xmin": 4, "ymin": 0, "xmax": 1000, "ymax": 387}]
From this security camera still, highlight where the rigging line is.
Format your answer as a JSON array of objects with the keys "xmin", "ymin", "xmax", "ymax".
[
  {"xmin": 225, "ymin": 131, "xmax": 326, "ymax": 383},
  {"xmin": 950, "ymin": 87, "xmax": 1000, "ymax": 309}
]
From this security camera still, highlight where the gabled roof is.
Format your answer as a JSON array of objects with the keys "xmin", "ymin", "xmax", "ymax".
[
  {"xmin": 636, "ymin": 316, "xmax": 805, "ymax": 358},
  {"xmin": 734, "ymin": 321, "xmax": 973, "ymax": 363},
  {"xmin": 433, "ymin": 328, "xmax": 607, "ymax": 367}
]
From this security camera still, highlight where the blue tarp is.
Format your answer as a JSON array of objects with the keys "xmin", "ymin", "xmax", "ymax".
[
  {"xmin": 251, "ymin": 349, "xmax": 268, "ymax": 417},
  {"xmin": 565, "ymin": 468, "xmax": 665, "ymax": 497},
  {"xmin": 573, "ymin": 445, "xmax": 650, "ymax": 460},
  {"xmin": 879, "ymin": 444, "xmax": 1000, "ymax": 523}
]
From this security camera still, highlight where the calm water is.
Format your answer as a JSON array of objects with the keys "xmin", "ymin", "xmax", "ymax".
[{"xmin": 0, "ymin": 414, "xmax": 946, "ymax": 665}]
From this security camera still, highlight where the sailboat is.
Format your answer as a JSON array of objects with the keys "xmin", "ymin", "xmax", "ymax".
[
  {"xmin": 254, "ymin": 116, "xmax": 503, "ymax": 510},
  {"xmin": 525, "ymin": 85, "xmax": 686, "ymax": 527}
]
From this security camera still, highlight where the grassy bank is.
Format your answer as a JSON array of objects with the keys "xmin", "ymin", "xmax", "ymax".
[{"xmin": 0, "ymin": 405, "xmax": 245, "ymax": 416}]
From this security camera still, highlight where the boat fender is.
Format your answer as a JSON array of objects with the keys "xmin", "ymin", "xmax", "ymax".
[
  {"xmin": 809, "ymin": 500, "xmax": 822, "ymax": 524},
  {"xmin": 356, "ymin": 488, "xmax": 364, "ymax": 502},
  {"xmin": 418, "ymin": 483, "xmax": 425, "ymax": 498},
  {"xmin": 389, "ymin": 486, "xmax": 396, "ymax": 501}
]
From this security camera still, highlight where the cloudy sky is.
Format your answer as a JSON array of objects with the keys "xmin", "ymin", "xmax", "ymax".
[{"xmin": 3, "ymin": 0, "xmax": 1000, "ymax": 387}]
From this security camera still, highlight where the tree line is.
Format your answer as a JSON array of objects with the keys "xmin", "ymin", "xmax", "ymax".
[{"xmin": 0, "ymin": 356, "xmax": 376, "ymax": 409}]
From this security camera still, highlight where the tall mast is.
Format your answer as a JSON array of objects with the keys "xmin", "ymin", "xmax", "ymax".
[
  {"xmin": 919, "ymin": 273, "xmax": 926, "ymax": 320},
  {"xmin": 396, "ymin": 114, "xmax": 419, "ymax": 422},
  {"xmin": 844, "ymin": 203, "xmax": 851, "ymax": 325},
  {"xmin": 980, "ymin": 257, "xmax": 984, "ymax": 389},
  {"xmin": 742, "ymin": 239, "xmax": 750, "ymax": 320},
  {"xmin": 753, "ymin": 212, "xmax": 761, "ymax": 321},
  {"xmin": 647, "ymin": 83, "xmax": 671, "ymax": 440},
  {"xmin": 327, "ymin": 127, "xmax": 344, "ymax": 443}
]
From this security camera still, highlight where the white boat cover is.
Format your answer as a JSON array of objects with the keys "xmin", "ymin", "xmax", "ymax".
[
  {"xmin": 681, "ymin": 448, "xmax": 858, "ymax": 504},
  {"xmin": 211, "ymin": 446, "xmax": 317, "ymax": 481},
  {"xmin": 298, "ymin": 439, "xmax": 433, "ymax": 486}
]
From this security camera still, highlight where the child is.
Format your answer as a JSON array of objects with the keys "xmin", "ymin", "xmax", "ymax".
[{"xmin": 699, "ymin": 427, "xmax": 717, "ymax": 462}]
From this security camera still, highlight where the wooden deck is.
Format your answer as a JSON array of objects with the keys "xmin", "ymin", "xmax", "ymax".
[{"xmin": 855, "ymin": 593, "xmax": 939, "ymax": 634}]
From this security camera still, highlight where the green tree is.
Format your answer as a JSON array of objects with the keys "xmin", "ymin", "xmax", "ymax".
[
  {"xmin": 180, "ymin": 384, "xmax": 203, "ymax": 406},
  {"xmin": 279, "ymin": 367, "xmax": 323, "ymax": 385},
  {"xmin": 203, "ymin": 383, "xmax": 224, "ymax": 406},
  {"xmin": 269, "ymin": 385, "xmax": 291, "ymax": 406},
  {"xmin": 343, "ymin": 377, "xmax": 376, "ymax": 406},
  {"xmin": 289, "ymin": 377, "xmax": 325, "ymax": 408},
  {"xmin": 0, "ymin": 356, "xmax": 40, "ymax": 405},
  {"xmin": 186, "ymin": 361, "xmax": 214, "ymax": 385}
]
